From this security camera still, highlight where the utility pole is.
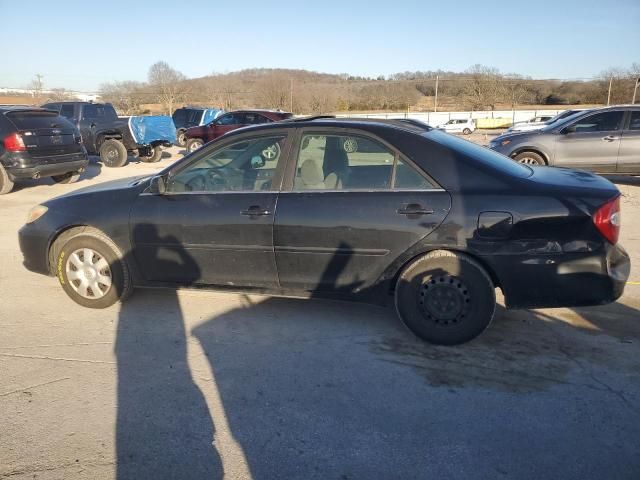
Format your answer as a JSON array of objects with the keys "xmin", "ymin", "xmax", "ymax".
[
  {"xmin": 434, "ymin": 75, "xmax": 439, "ymax": 112},
  {"xmin": 290, "ymin": 78, "xmax": 293, "ymax": 112},
  {"xmin": 633, "ymin": 77, "xmax": 640, "ymax": 104},
  {"xmin": 607, "ymin": 76, "xmax": 613, "ymax": 106}
]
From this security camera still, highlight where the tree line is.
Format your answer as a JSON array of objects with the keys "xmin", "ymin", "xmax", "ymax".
[{"xmin": 98, "ymin": 61, "xmax": 640, "ymax": 115}]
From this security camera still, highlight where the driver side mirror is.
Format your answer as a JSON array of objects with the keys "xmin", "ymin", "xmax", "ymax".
[
  {"xmin": 563, "ymin": 125, "xmax": 577, "ymax": 134},
  {"xmin": 147, "ymin": 174, "xmax": 167, "ymax": 194},
  {"xmin": 250, "ymin": 155, "xmax": 266, "ymax": 169}
]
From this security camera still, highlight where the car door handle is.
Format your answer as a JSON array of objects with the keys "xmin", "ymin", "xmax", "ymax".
[
  {"xmin": 396, "ymin": 204, "xmax": 434, "ymax": 216},
  {"xmin": 241, "ymin": 206, "xmax": 271, "ymax": 217},
  {"xmin": 602, "ymin": 135, "xmax": 619, "ymax": 142}
]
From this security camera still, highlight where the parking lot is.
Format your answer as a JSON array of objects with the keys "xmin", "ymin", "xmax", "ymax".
[{"xmin": 1, "ymin": 145, "xmax": 640, "ymax": 479}]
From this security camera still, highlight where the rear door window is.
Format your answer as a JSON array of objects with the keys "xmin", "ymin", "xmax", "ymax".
[{"xmin": 627, "ymin": 111, "xmax": 640, "ymax": 131}]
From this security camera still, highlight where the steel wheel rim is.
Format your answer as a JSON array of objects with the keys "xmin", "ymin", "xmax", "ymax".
[
  {"xmin": 518, "ymin": 156, "xmax": 540, "ymax": 165},
  {"xmin": 105, "ymin": 146, "xmax": 118, "ymax": 160},
  {"xmin": 261, "ymin": 145, "xmax": 278, "ymax": 159},
  {"xmin": 65, "ymin": 248, "xmax": 112, "ymax": 299},
  {"xmin": 419, "ymin": 275, "xmax": 470, "ymax": 326},
  {"xmin": 343, "ymin": 137, "xmax": 358, "ymax": 153}
]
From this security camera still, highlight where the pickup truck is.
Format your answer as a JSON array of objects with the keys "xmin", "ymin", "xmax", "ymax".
[{"xmin": 42, "ymin": 102, "xmax": 176, "ymax": 167}]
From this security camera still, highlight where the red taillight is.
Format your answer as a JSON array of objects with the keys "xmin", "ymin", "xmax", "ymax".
[
  {"xmin": 3, "ymin": 132, "xmax": 26, "ymax": 152},
  {"xmin": 593, "ymin": 195, "xmax": 621, "ymax": 244}
]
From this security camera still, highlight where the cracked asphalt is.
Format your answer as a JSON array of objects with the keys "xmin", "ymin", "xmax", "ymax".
[{"xmin": 1, "ymin": 146, "xmax": 639, "ymax": 479}]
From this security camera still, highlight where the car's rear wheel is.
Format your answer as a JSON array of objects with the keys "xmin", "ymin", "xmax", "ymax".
[
  {"xmin": 52, "ymin": 172, "xmax": 80, "ymax": 184},
  {"xmin": 176, "ymin": 130, "xmax": 187, "ymax": 147},
  {"xmin": 139, "ymin": 146, "xmax": 162, "ymax": 163},
  {"xmin": 0, "ymin": 165, "xmax": 15, "ymax": 195},
  {"xmin": 186, "ymin": 138, "xmax": 204, "ymax": 153},
  {"xmin": 53, "ymin": 228, "xmax": 132, "ymax": 309},
  {"xmin": 513, "ymin": 151, "xmax": 546, "ymax": 166},
  {"xmin": 462, "ymin": 128, "xmax": 472, "ymax": 135},
  {"xmin": 100, "ymin": 139, "xmax": 128, "ymax": 168},
  {"xmin": 395, "ymin": 250, "xmax": 495, "ymax": 345}
]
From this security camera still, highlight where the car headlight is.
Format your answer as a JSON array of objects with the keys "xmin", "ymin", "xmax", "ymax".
[{"xmin": 26, "ymin": 205, "xmax": 48, "ymax": 224}]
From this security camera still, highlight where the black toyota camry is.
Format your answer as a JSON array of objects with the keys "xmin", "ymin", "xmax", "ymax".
[{"xmin": 19, "ymin": 118, "xmax": 630, "ymax": 345}]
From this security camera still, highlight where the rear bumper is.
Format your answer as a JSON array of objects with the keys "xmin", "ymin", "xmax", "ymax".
[
  {"xmin": 6, "ymin": 156, "xmax": 89, "ymax": 180},
  {"xmin": 488, "ymin": 243, "xmax": 630, "ymax": 309}
]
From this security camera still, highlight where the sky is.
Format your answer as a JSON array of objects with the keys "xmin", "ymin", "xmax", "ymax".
[{"xmin": 1, "ymin": 0, "xmax": 638, "ymax": 92}]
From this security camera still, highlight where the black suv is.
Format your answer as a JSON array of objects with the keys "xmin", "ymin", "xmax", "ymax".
[{"xmin": 0, "ymin": 106, "xmax": 88, "ymax": 194}]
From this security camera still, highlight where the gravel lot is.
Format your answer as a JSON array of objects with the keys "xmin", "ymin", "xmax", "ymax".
[{"xmin": 1, "ymin": 144, "xmax": 640, "ymax": 479}]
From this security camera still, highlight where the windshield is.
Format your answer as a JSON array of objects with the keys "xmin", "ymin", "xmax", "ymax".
[{"xmin": 541, "ymin": 111, "xmax": 587, "ymax": 131}]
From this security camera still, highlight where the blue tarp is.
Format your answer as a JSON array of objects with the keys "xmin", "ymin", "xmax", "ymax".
[
  {"xmin": 200, "ymin": 108, "xmax": 224, "ymax": 125},
  {"xmin": 128, "ymin": 115, "xmax": 177, "ymax": 145}
]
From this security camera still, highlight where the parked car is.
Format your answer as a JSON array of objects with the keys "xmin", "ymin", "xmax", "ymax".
[
  {"xmin": 506, "ymin": 115, "xmax": 554, "ymax": 132},
  {"xmin": 43, "ymin": 102, "xmax": 176, "ymax": 167},
  {"xmin": 172, "ymin": 107, "xmax": 223, "ymax": 147},
  {"xmin": 436, "ymin": 118, "xmax": 475, "ymax": 135},
  {"xmin": 489, "ymin": 105, "xmax": 640, "ymax": 173},
  {"xmin": 0, "ymin": 106, "xmax": 88, "ymax": 194},
  {"xmin": 184, "ymin": 109, "xmax": 293, "ymax": 152},
  {"xmin": 19, "ymin": 118, "xmax": 629, "ymax": 345}
]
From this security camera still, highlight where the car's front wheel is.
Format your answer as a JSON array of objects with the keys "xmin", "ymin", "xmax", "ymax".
[
  {"xmin": 395, "ymin": 250, "xmax": 495, "ymax": 345},
  {"xmin": 462, "ymin": 128, "xmax": 472, "ymax": 135},
  {"xmin": 513, "ymin": 151, "xmax": 546, "ymax": 166},
  {"xmin": 53, "ymin": 227, "xmax": 133, "ymax": 308},
  {"xmin": 186, "ymin": 138, "xmax": 204, "ymax": 153}
]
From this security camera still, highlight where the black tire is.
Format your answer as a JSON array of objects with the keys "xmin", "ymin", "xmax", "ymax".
[
  {"xmin": 513, "ymin": 151, "xmax": 546, "ymax": 166},
  {"xmin": 0, "ymin": 165, "xmax": 14, "ymax": 195},
  {"xmin": 53, "ymin": 227, "xmax": 133, "ymax": 309},
  {"xmin": 139, "ymin": 146, "xmax": 162, "ymax": 163},
  {"xmin": 100, "ymin": 139, "xmax": 128, "ymax": 168},
  {"xmin": 462, "ymin": 128, "xmax": 472, "ymax": 135},
  {"xmin": 176, "ymin": 130, "xmax": 187, "ymax": 147},
  {"xmin": 52, "ymin": 172, "xmax": 80, "ymax": 184},
  {"xmin": 186, "ymin": 138, "xmax": 204, "ymax": 153},
  {"xmin": 395, "ymin": 250, "xmax": 495, "ymax": 345}
]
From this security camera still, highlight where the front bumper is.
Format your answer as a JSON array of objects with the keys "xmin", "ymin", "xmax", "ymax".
[{"xmin": 18, "ymin": 212, "xmax": 74, "ymax": 276}]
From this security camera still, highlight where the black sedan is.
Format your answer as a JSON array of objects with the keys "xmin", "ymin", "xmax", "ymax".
[{"xmin": 19, "ymin": 118, "xmax": 630, "ymax": 345}]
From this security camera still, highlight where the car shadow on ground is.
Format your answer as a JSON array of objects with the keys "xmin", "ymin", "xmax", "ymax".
[
  {"xmin": 10, "ymin": 162, "xmax": 103, "ymax": 192},
  {"xmin": 601, "ymin": 174, "xmax": 640, "ymax": 186},
  {"xmin": 114, "ymin": 234, "xmax": 640, "ymax": 478}
]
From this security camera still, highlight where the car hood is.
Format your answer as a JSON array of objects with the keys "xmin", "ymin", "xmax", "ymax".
[
  {"xmin": 44, "ymin": 176, "xmax": 149, "ymax": 207},
  {"xmin": 492, "ymin": 130, "xmax": 542, "ymax": 143}
]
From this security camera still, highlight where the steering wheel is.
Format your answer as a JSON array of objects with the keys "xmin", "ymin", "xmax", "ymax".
[{"xmin": 185, "ymin": 169, "xmax": 229, "ymax": 191}]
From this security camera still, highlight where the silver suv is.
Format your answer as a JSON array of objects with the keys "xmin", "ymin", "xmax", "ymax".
[{"xmin": 489, "ymin": 105, "xmax": 640, "ymax": 174}]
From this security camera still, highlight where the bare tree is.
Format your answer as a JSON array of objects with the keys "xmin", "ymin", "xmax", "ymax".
[
  {"xmin": 463, "ymin": 65, "xmax": 505, "ymax": 110},
  {"xmin": 100, "ymin": 81, "xmax": 148, "ymax": 115},
  {"xmin": 255, "ymin": 73, "xmax": 290, "ymax": 109},
  {"xmin": 148, "ymin": 61, "xmax": 187, "ymax": 115},
  {"xmin": 27, "ymin": 74, "xmax": 44, "ymax": 103}
]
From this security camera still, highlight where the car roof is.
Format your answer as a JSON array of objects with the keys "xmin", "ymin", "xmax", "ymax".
[
  {"xmin": 0, "ymin": 105, "xmax": 57, "ymax": 114},
  {"xmin": 226, "ymin": 116, "xmax": 433, "ymax": 135}
]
